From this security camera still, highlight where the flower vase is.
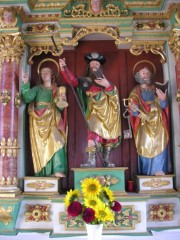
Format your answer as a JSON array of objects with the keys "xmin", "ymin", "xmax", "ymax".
[{"xmin": 85, "ymin": 223, "xmax": 103, "ymax": 240}]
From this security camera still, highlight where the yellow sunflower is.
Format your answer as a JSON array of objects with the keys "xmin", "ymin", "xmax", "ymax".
[
  {"xmin": 84, "ymin": 196, "xmax": 103, "ymax": 209},
  {"xmin": 81, "ymin": 178, "xmax": 102, "ymax": 197},
  {"xmin": 95, "ymin": 202, "xmax": 115, "ymax": 222},
  {"xmin": 64, "ymin": 189, "xmax": 80, "ymax": 207},
  {"xmin": 102, "ymin": 186, "xmax": 115, "ymax": 202}
]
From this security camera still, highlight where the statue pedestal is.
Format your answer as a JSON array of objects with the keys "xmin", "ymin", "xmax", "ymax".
[
  {"xmin": 136, "ymin": 174, "xmax": 176, "ymax": 194},
  {"xmin": 23, "ymin": 176, "xmax": 61, "ymax": 195},
  {"xmin": 72, "ymin": 167, "xmax": 128, "ymax": 196}
]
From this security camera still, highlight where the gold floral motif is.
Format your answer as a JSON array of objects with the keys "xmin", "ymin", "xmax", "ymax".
[
  {"xmin": 64, "ymin": 4, "xmax": 129, "ymax": 18},
  {"xmin": 0, "ymin": 89, "xmax": 11, "ymax": 106},
  {"xmin": 130, "ymin": 40, "xmax": 166, "ymax": 63},
  {"xmin": 25, "ymin": 24, "xmax": 59, "ymax": 33},
  {"xmin": 148, "ymin": 203, "xmax": 174, "ymax": 221},
  {"xmin": 0, "ymin": 33, "xmax": 25, "ymax": 63},
  {"xmin": 0, "ymin": 138, "xmax": 19, "ymax": 158},
  {"xmin": 142, "ymin": 178, "xmax": 170, "ymax": 189},
  {"xmin": 26, "ymin": 180, "xmax": 55, "ymax": 190},
  {"xmin": 134, "ymin": 21, "xmax": 167, "ymax": 31},
  {"xmin": 0, "ymin": 206, "xmax": 13, "ymax": 225},
  {"xmin": 95, "ymin": 175, "xmax": 119, "ymax": 186},
  {"xmin": 25, "ymin": 204, "xmax": 50, "ymax": 222}
]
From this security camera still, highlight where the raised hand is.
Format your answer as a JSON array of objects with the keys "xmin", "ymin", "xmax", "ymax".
[
  {"xmin": 156, "ymin": 88, "xmax": 167, "ymax": 101},
  {"xmin": 59, "ymin": 58, "xmax": 66, "ymax": 70},
  {"xmin": 94, "ymin": 74, "xmax": 110, "ymax": 88}
]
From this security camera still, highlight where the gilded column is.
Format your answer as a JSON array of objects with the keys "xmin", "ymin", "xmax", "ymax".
[{"xmin": 0, "ymin": 10, "xmax": 25, "ymax": 195}]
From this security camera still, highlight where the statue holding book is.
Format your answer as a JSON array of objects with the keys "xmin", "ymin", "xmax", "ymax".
[
  {"xmin": 128, "ymin": 61, "xmax": 170, "ymax": 176},
  {"xmin": 59, "ymin": 52, "xmax": 121, "ymax": 168}
]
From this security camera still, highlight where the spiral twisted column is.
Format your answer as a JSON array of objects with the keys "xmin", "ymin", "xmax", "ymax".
[{"xmin": 0, "ymin": 33, "xmax": 25, "ymax": 196}]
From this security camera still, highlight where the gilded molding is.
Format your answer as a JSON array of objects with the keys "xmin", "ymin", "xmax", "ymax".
[
  {"xmin": 0, "ymin": 138, "xmax": 19, "ymax": 158},
  {"xmin": 125, "ymin": 0, "xmax": 163, "ymax": 8},
  {"xmin": 64, "ymin": 4, "xmax": 129, "ymax": 18},
  {"xmin": 28, "ymin": 0, "xmax": 69, "ymax": 10},
  {"xmin": 0, "ymin": 206, "xmax": 12, "ymax": 225},
  {"xmin": 169, "ymin": 28, "xmax": 180, "ymax": 60},
  {"xmin": 26, "ymin": 180, "xmax": 55, "ymax": 190},
  {"xmin": 134, "ymin": 21, "xmax": 167, "ymax": 31},
  {"xmin": 0, "ymin": 33, "xmax": 25, "ymax": 63},
  {"xmin": 142, "ymin": 178, "xmax": 170, "ymax": 188},
  {"xmin": 132, "ymin": 3, "xmax": 180, "ymax": 20},
  {"xmin": 0, "ymin": 176, "xmax": 18, "ymax": 186},
  {"xmin": 25, "ymin": 24, "xmax": 59, "ymax": 34},
  {"xmin": 130, "ymin": 40, "xmax": 166, "ymax": 63}
]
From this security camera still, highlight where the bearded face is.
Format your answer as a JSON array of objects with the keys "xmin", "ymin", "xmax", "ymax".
[{"xmin": 135, "ymin": 67, "xmax": 152, "ymax": 84}]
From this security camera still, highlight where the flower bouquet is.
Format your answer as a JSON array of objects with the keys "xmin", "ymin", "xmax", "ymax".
[{"xmin": 64, "ymin": 177, "xmax": 122, "ymax": 225}]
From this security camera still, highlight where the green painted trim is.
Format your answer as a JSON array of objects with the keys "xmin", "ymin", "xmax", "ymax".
[
  {"xmin": 148, "ymin": 226, "xmax": 180, "ymax": 232},
  {"xmin": 50, "ymin": 231, "xmax": 152, "ymax": 238}
]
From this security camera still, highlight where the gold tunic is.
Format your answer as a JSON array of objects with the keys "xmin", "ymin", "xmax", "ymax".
[
  {"xmin": 28, "ymin": 103, "xmax": 66, "ymax": 173},
  {"xmin": 129, "ymin": 89, "xmax": 169, "ymax": 158},
  {"xmin": 86, "ymin": 87, "xmax": 121, "ymax": 140}
]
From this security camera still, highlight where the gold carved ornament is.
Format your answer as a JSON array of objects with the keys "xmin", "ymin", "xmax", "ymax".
[
  {"xmin": 142, "ymin": 178, "xmax": 170, "ymax": 189},
  {"xmin": 26, "ymin": 180, "xmax": 55, "ymax": 190},
  {"xmin": 64, "ymin": 3, "xmax": 129, "ymax": 18},
  {"xmin": 168, "ymin": 12, "xmax": 180, "ymax": 60},
  {"xmin": 0, "ymin": 89, "xmax": 11, "ymax": 106},
  {"xmin": 28, "ymin": 45, "xmax": 63, "ymax": 65},
  {"xmin": 149, "ymin": 203, "xmax": 174, "ymax": 221},
  {"xmin": 130, "ymin": 41, "xmax": 166, "ymax": 64},
  {"xmin": 25, "ymin": 204, "xmax": 50, "ymax": 222},
  {"xmin": 0, "ymin": 33, "xmax": 25, "ymax": 63},
  {"xmin": 169, "ymin": 28, "xmax": 180, "ymax": 60},
  {"xmin": 0, "ymin": 206, "xmax": 13, "ymax": 225},
  {"xmin": 27, "ymin": 26, "xmax": 131, "ymax": 64},
  {"xmin": 0, "ymin": 138, "xmax": 19, "ymax": 158}
]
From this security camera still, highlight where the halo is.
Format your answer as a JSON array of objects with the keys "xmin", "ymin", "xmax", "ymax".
[
  {"xmin": 37, "ymin": 58, "xmax": 60, "ymax": 77},
  {"xmin": 133, "ymin": 60, "xmax": 156, "ymax": 76}
]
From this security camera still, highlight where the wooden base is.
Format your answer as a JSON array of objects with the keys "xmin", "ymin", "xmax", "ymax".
[
  {"xmin": 136, "ymin": 174, "xmax": 176, "ymax": 194},
  {"xmin": 23, "ymin": 176, "xmax": 61, "ymax": 195}
]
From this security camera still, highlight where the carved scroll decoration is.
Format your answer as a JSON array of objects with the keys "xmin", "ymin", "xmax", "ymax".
[{"xmin": 130, "ymin": 40, "xmax": 166, "ymax": 63}]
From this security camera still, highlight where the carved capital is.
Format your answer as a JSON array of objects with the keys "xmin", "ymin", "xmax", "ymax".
[
  {"xmin": 0, "ymin": 33, "xmax": 25, "ymax": 63},
  {"xmin": 130, "ymin": 40, "xmax": 166, "ymax": 63}
]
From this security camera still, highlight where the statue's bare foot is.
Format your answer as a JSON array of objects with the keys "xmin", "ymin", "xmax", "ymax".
[{"xmin": 155, "ymin": 171, "xmax": 165, "ymax": 176}]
